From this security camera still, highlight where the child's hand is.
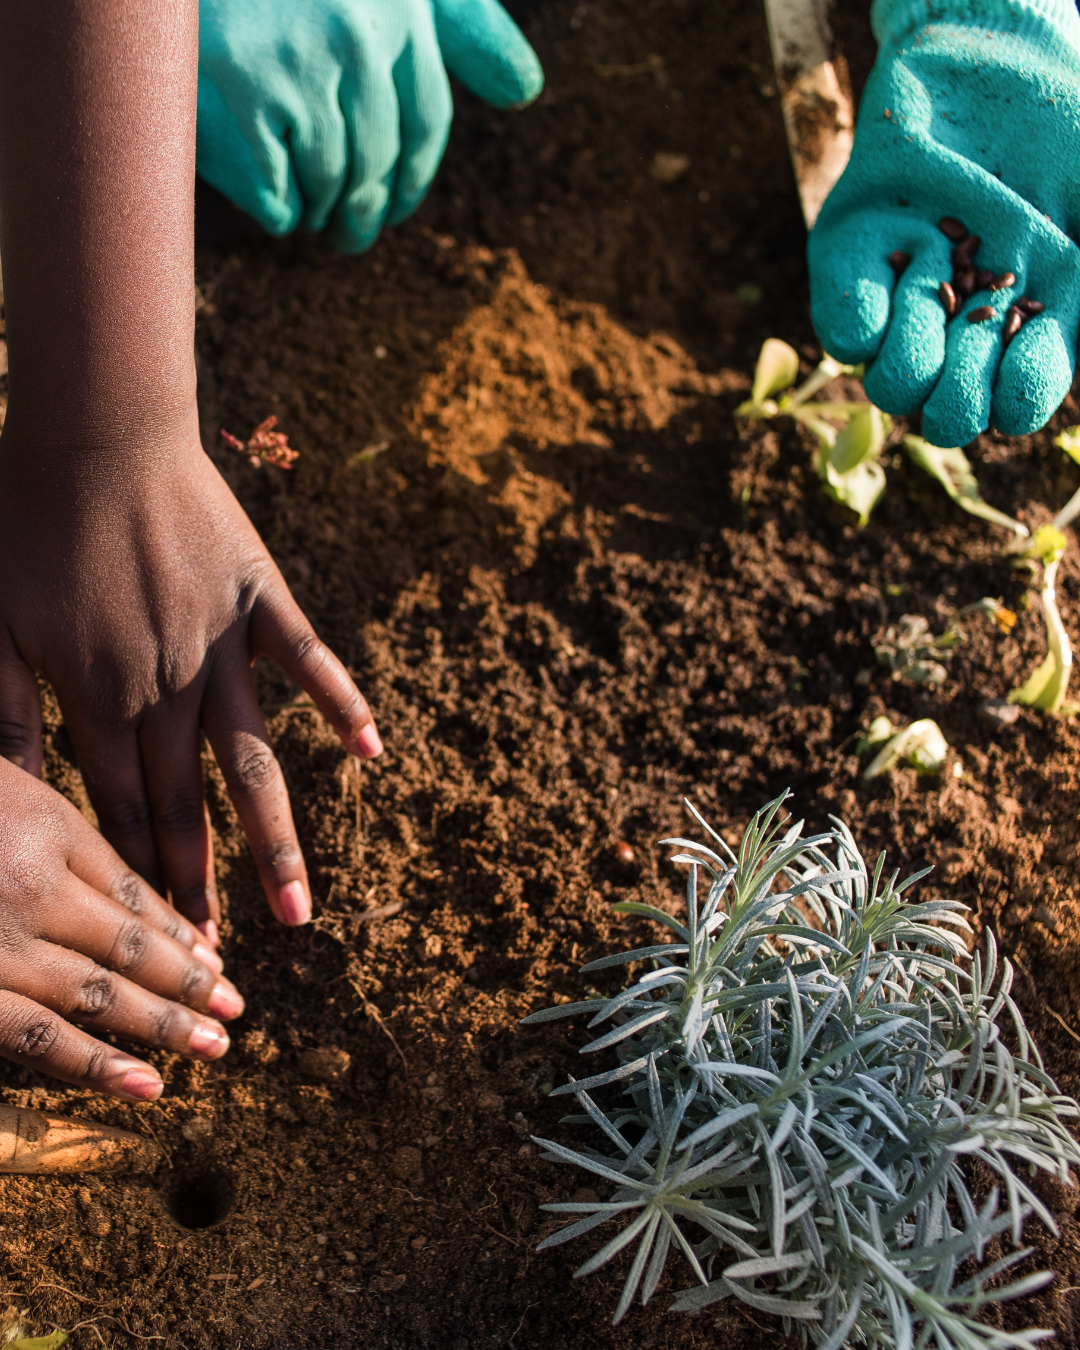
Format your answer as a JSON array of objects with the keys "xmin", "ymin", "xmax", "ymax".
[
  {"xmin": 0, "ymin": 432, "xmax": 382, "ymax": 939},
  {"xmin": 0, "ymin": 755, "xmax": 242, "ymax": 1100},
  {"xmin": 197, "ymin": 0, "xmax": 543, "ymax": 251}
]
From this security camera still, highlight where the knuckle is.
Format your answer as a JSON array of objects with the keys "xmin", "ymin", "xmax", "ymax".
[
  {"xmin": 261, "ymin": 839, "xmax": 302, "ymax": 872},
  {"xmin": 76, "ymin": 972, "xmax": 118, "ymax": 1019},
  {"xmin": 149, "ymin": 1003, "xmax": 179, "ymax": 1047},
  {"xmin": 0, "ymin": 718, "xmax": 35, "ymax": 760},
  {"xmin": 229, "ymin": 743, "xmax": 278, "ymax": 794},
  {"xmin": 290, "ymin": 627, "xmax": 325, "ymax": 672},
  {"xmin": 107, "ymin": 918, "xmax": 149, "ymax": 973},
  {"xmin": 100, "ymin": 797, "xmax": 152, "ymax": 840},
  {"xmin": 153, "ymin": 792, "xmax": 205, "ymax": 836},
  {"xmin": 16, "ymin": 1017, "xmax": 59, "ymax": 1059},
  {"xmin": 83, "ymin": 1044, "xmax": 110, "ymax": 1082},
  {"xmin": 178, "ymin": 961, "xmax": 210, "ymax": 1006},
  {"xmin": 111, "ymin": 871, "xmax": 147, "ymax": 915}
]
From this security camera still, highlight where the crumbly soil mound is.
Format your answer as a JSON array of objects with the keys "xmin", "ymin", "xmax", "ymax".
[{"xmin": 2, "ymin": 2, "xmax": 1079, "ymax": 1348}]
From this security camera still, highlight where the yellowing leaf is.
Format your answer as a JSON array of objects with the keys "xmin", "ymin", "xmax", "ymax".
[
  {"xmin": 1055, "ymin": 425, "xmax": 1080, "ymax": 467},
  {"xmin": 863, "ymin": 719, "xmax": 948, "ymax": 779},
  {"xmin": 902, "ymin": 437, "xmax": 1028, "ymax": 537},
  {"xmin": 8, "ymin": 1333, "xmax": 68, "ymax": 1350},
  {"xmin": 750, "ymin": 338, "xmax": 800, "ymax": 406},
  {"xmin": 830, "ymin": 405, "xmax": 887, "ymax": 475},
  {"xmin": 822, "ymin": 456, "xmax": 886, "ymax": 527}
]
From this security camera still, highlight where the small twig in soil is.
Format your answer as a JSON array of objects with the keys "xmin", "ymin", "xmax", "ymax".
[
  {"xmin": 356, "ymin": 900, "xmax": 403, "ymax": 923},
  {"xmin": 353, "ymin": 755, "xmax": 363, "ymax": 867},
  {"xmin": 349, "ymin": 978, "xmax": 408, "ymax": 1075},
  {"xmin": 505, "ymin": 1301, "xmax": 540, "ymax": 1346},
  {"xmin": 1045, "ymin": 1005, "xmax": 1080, "ymax": 1045}
]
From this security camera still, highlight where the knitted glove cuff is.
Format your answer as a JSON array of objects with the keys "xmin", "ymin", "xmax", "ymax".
[{"xmin": 871, "ymin": 0, "xmax": 1080, "ymax": 49}]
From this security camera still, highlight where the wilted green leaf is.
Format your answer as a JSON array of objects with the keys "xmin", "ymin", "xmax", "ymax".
[
  {"xmin": 822, "ymin": 455, "xmax": 886, "ymax": 527},
  {"xmin": 1009, "ymin": 542, "xmax": 1073, "ymax": 715},
  {"xmin": 830, "ymin": 405, "xmax": 887, "ymax": 475},
  {"xmin": 750, "ymin": 338, "xmax": 799, "ymax": 406},
  {"xmin": 862, "ymin": 718, "xmax": 948, "ymax": 779},
  {"xmin": 902, "ymin": 437, "xmax": 1028, "ymax": 536},
  {"xmin": 856, "ymin": 715, "xmax": 899, "ymax": 757}
]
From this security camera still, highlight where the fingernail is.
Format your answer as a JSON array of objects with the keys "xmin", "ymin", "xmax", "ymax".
[
  {"xmin": 193, "ymin": 944, "xmax": 224, "ymax": 975},
  {"xmin": 118, "ymin": 1069, "xmax": 163, "ymax": 1102},
  {"xmin": 207, "ymin": 981, "xmax": 245, "ymax": 1020},
  {"xmin": 354, "ymin": 724, "xmax": 384, "ymax": 759},
  {"xmin": 189, "ymin": 1022, "xmax": 230, "ymax": 1060},
  {"xmin": 197, "ymin": 920, "xmax": 220, "ymax": 948},
  {"xmin": 277, "ymin": 880, "xmax": 311, "ymax": 926}
]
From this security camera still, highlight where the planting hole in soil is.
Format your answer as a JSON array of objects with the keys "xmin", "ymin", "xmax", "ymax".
[{"xmin": 160, "ymin": 1166, "xmax": 237, "ymax": 1232}]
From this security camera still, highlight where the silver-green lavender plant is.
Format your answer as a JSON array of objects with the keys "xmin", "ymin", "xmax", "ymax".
[{"xmin": 523, "ymin": 793, "xmax": 1080, "ymax": 1346}]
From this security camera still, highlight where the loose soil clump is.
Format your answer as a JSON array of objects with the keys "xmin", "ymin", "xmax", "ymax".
[{"xmin": 2, "ymin": 2, "xmax": 1080, "ymax": 1348}]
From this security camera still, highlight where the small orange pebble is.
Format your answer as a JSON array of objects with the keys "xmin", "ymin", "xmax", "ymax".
[{"xmin": 615, "ymin": 840, "xmax": 635, "ymax": 864}]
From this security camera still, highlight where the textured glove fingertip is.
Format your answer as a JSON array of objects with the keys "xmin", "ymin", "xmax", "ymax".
[
  {"xmin": 435, "ymin": 0, "xmax": 545, "ymax": 108},
  {"xmin": 992, "ymin": 318, "xmax": 1074, "ymax": 436},
  {"xmin": 809, "ymin": 282, "xmax": 891, "ymax": 365}
]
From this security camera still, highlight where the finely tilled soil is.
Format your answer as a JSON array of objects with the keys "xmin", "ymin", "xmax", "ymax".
[{"xmin": 3, "ymin": 1, "xmax": 1080, "ymax": 1347}]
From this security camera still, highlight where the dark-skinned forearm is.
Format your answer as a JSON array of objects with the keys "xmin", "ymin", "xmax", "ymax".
[{"xmin": 0, "ymin": 0, "xmax": 198, "ymax": 482}]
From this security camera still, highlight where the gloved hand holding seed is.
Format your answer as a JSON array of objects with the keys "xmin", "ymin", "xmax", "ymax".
[
  {"xmin": 809, "ymin": 0, "xmax": 1080, "ymax": 448},
  {"xmin": 197, "ymin": 0, "xmax": 544, "ymax": 253}
]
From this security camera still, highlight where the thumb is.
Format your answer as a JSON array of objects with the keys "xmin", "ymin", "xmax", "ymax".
[
  {"xmin": 433, "ymin": 0, "xmax": 544, "ymax": 108},
  {"xmin": 0, "ymin": 629, "xmax": 42, "ymax": 778}
]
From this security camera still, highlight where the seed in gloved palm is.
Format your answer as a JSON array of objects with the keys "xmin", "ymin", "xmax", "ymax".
[
  {"xmin": 938, "ymin": 216, "xmax": 968, "ymax": 242},
  {"xmin": 1003, "ymin": 306, "xmax": 1024, "ymax": 345},
  {"xmin": 967, "ymin": 305, "xmax": 994, "ymax": 323},
  {"xmin": 990, "ymin": 272, "xmax": 1016, "ymax": 291},
  {"xmin": 954, "ymin": 236, "xmax": 980, "ymax": 265},
  {"xmin": 1018, "ymin": 297, "xmax": 1045, "ymax": 315},
  {"xmin": 939, "ymin": 281, "xmax": 958, "ymax": 317},
  {"xmin": 976, "ymin": 269, "xmax": 994, "ymax": 290},
  {"xmin": 956, "ymin": 269, "xmax": 976, "ymax": 298},
  {"xmin": 889, "ymin": 250, "xmax": 912, "ymax": 275}
]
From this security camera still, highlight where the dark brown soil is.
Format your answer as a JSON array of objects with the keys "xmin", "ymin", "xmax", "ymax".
[{"xmin": 3, "ymin": 1, "xmax": 1080, "ymax": 1347}]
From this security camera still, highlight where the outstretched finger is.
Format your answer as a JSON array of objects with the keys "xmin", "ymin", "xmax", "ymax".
[
  {"xmin": 138, "ymin": 700, "xmax": 221, "ymax": 939},
  {"xmin": 202, "ymin": 662, "xmax": 311, "ymax": 926},
  {"xmin": 0, "ymin": 988, "xmax": 165, "ymax": 1102},
  {"xmin": 65, "ymin": 716, "xmax": 163, "ymax": 896},
  {"xmin": 44, "ymin": 875, "xmax": 242, "ymax": 1020},
  {"xmin": 0, "ymin": 628, "xmax": 42, "ymax": 777},
  {"xmin": 22, "ymin": 939, "xmax": 233, "ymax": 1065},
  {"xmin": 254, "ymin": 592, "xmax": 382, "ymax": 761}
]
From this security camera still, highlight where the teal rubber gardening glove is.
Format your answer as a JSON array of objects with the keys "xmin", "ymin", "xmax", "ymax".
[
  {"xmin": 197, "ymin": 0, "xmax": 543, "ymax": 253},
  {"xmin": 809, "ymin": 0, "xmax": 1080, "ymax": 447}
]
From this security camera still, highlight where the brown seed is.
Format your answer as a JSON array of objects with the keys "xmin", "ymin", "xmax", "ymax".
[
  {"xmin": 938, "ymin": 216, "xmax": 968, "ymax": 241},
  {"xmin": 939, "ymin": 280, "xmax": 958, "ymax": 316},
  {"xmin": 1003, "ymin": 305, "xmax": 1023, "ymax": 345},
  {"xmin": 1018, "ymin": 296, "xmax": 1044, "ymax": 315},
  {"xmin": 967, "ymin": 305, "xmax": 994, "ymax": 323},
  {"xmin": 955, "ymin": 268, "xmax": 976, "ymax": 299},
  {"xmin": 888, "ymin": 249, "xmax": 912, "ymax": 275},
  {"xmin": 954, "ymin": 234, "xmax": 981, "ymax": 264},
  {"xmin": 975, "ymin": 269, "xmax": 994, "ymax": 290},
  {"xmin": 989, "ymin": 271, "xmax": 1016, "ymax": 291},
  {"xmin": 615, "ymin": 840, "xmax": 635, "ymax": 864}
]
